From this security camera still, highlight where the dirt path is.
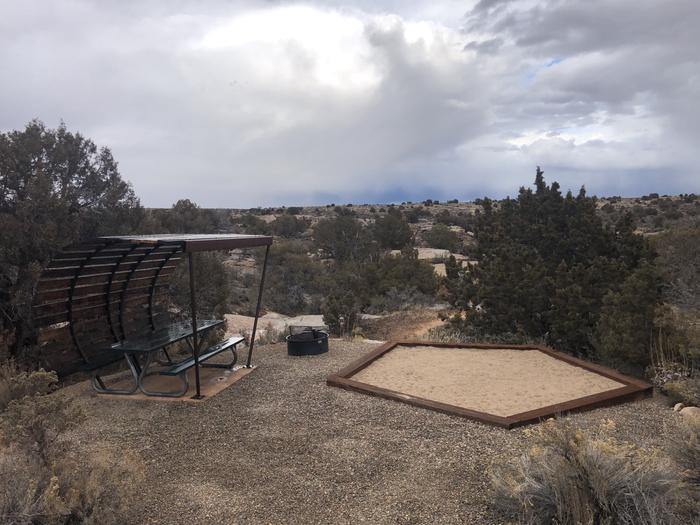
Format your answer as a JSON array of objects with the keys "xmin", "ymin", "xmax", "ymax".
[
  {"xmin": 410, "ymin": 317, "xmax": 445, "ymax": 338},
  {"xmin": 362, "ymin": 308, "xmax": 445, "ymax": 341}
]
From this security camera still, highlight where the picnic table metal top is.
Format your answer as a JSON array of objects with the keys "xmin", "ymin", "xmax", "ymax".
[{"xmin": 108, "ymin": 319, "xmax": 224, "ymax": 354}]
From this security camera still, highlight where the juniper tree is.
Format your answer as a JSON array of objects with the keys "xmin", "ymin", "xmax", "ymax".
[
  {"xmin": 373, "ymin": 207, "xmax": 412, "ymax": 250},
  {"xmin": 0, "ymin": 120, "xmax": 142, "ymax": 358},
  {"xmin": 455, "ymin": 167, "xmax": 660, "ymax": 364}
]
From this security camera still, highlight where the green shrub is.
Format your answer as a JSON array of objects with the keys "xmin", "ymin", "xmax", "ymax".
[
  {"xmin": 320, "ymin": 263, "xmax": 369, "ymax": 336},
  {"xmin": 653, "ymin": 225, "xmax": 700, "ymax": 309},
  {"xmin": 423, "ymin": 224, "xmax": 460, "ymax": 251},
  {"xmin": 235, "ymin": 213, "xmax": 271, "ymax": 235},
  {"xmin": 366, "ymin": 286, "xmax": 434, "ymax": 314},
  {"xmin": 491, "ymin": 419, "xmax": 684, "ymax": 525},
  {"xmin": 270, "ymin": 214, "xmax": 310, "ymax": 238},
  {"xmin": 258, "ymin": 241, "xmax": 327, "ymax": 315},
  {"xmin": 373, "ymin": 208, "xmax": 412, "ymax": 249},
  {"xmin": 313, "ymin": 213, "xmax": 374, "ymax": 262},
  {"xmin": 452, "ymin": 170, "xmax": 658, "ymax": 367},
  {"xmin": 151, "ymin": 198, "xmax": 222, "ymax": 234},
  {"xmin": 404, "ymin": 206, "xmax": 430, "ymax": 223},
  {"xmin": 0, "ymin": 121, "xmax": 143, "ymax": 361},
  {"xmin": 322, "ymin": 292, "xmax": 361, "ymax": 337},
  {"xmin": 373, "ymin": 250, "xmax": 437, "ymax": 296}
]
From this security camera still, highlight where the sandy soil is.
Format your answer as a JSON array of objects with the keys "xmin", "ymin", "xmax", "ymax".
[{"xmin": 352, "ymin": 345, "xmax": 625, "ymax": 417}]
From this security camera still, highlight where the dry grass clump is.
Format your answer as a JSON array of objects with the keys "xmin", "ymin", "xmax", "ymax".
[
  {"xmin": 490, "ymin": 419, "xmax": 693, "ymax": 525},
  {"xmin": 0, "ymin": 360, "xmax": 56, "ymax": 411},
  {"xmin": 666, "ymin": 418, "xmax": 700, "ymax": 520},
  {"xmin": 663, "ymin": 377, "xmax": 700, "ymax": 407},
  {"xmin": 648, "ymin": 307, "xmax": 699, "ymax": 396},
  {"xmin": 668, "ymin": 418, "xmax": 700, "ymax": 487},
  {"xmin": 0, "ymin": 361, "xmax": 145, "ymax": 525},
  {"xmin": 241, "ymin": 323, "xmax": 287, "ymax": 345},
  {"xmin": 427, "ymin": 323, "xmax": 542, "ymax": 346}
]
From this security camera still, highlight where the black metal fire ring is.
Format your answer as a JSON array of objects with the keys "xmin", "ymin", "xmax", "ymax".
[{"xmin": 286, "ymin": 329, "xmax": 329, "ymax": 356}]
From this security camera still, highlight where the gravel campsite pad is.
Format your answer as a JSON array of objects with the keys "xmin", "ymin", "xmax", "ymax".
[{"xmin": 68, "ymin": 340, "xmax": 680, "ymax": 524}]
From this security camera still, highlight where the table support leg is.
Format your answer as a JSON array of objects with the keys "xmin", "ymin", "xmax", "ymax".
[
  {"xmin": 137, "ymin": 352, "xmax": 189, "ymax": 397},
  {"xmin": 91, "ymin": 354, "xmax": 140, "ymax": 395}
]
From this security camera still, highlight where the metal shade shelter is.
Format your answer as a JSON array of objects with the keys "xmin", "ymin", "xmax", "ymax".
[{"xmin": 33, "ymin": 233, "xmax": 272, "ymax": 399}]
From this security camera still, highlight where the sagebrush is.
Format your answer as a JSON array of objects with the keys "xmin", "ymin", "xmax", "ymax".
[
  {"xmin": 490, "ymin": 418, "xmax": 691, "ymax": 525},
  {"xmin": 0, "ymin": 361, "xmax": 144, "ymax": 525}
]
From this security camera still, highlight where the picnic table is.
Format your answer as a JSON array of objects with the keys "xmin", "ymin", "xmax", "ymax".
[
  {"xmin": 97, "ymin": 319, "xmax": 235, "ymax": 397},
  {"xmin": 32, "ymin": 234, "xmax": 272, "ymax": 399}
]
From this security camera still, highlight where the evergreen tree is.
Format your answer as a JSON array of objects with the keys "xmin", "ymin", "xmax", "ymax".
[
  {"xmin": 0, "ymin": 121, "xmax": 142, "ymax": 358},
  {"xmin": 321, "ymin": 264, "xmax": 369, "ymax": 336},
  {"xmin": 423, "ymin": 223, "xmax": 461, "ymax": 252},
  {"xmin": 442, "ymin": 255, "xmax": 462, "ymax": 307},
  {"xmin": 472, "ymin": 244, "xmax": 550, "ymax": 336},
  {"xmin": 151, "ymin": 199, "xmax": 221, "ymax": 233},
  {"xmin": 455, "ymin": 168, "xmax": 658, "ymax": 364},
  {"xmin": 270, "ymin": 214, "xmax": 310, "ymax": 238},
  {"xmin": 373, "ymin": 208, "xmax": 412, "ymax": 250},
  {"xmin": 596, "ymin": 262, "xmax": 662, "ymax": 371},
  {"xmin": 371, "ymin": 248, "xmax": 437, "ymax": 296},
  {"xmin": 313, "ymin": 212, "xmax": 375, "ymax": 262}
]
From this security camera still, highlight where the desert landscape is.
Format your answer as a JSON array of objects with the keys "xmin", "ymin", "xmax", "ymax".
[
  {"xmin": 58, "ymin": 340, "xmax": 683, "ymax": 525},
  {"xmin": 2, "ymin": 1, "xmax": 699, "ymax": 524}
]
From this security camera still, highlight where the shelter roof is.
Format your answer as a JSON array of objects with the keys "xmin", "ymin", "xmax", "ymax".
[{"xmin": 99, "ymin": 234, "xmax": 272, "ymax": 252}]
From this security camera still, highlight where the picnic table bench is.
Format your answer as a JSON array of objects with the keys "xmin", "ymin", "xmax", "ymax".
[
  {"xmin": 32, "ymin": 234, "xmax": 272, "ymax": 399},
  {"xmin": 93, "ymin": 319, "xmax": 244, "ymax": 397}
]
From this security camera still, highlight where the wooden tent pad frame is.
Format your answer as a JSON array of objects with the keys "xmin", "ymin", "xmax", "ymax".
[{"xmin": 327, "ymin": 341, "xmax": 653, "ymax": 429}]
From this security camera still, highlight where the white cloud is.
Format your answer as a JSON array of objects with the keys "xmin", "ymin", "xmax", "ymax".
[{"xmin": 0, "ymin": 0, "xmax": 698, "ymax": 206}]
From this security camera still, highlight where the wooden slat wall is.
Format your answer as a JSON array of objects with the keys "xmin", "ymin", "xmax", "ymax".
[{"xmin": 32, "ymin": 240, "xmax": 184, "ymax": 375}]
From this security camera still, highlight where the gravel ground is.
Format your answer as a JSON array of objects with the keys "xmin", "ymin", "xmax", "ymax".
[{"xmin": 68, "ymin": 340, "xmax": 682, "ymax": 525}]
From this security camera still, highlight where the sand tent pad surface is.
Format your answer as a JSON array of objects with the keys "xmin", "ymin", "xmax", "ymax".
[
  {"xmin": 352, "ymin": 346, "xmax": 624, "ymax": 417},
  {"xmin": 328, "ymin": 342, "xmax": 652, "ymax": 428}
]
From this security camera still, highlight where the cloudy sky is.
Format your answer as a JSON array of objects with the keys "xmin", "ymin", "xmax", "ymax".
[{"xmin": 1, "ymin": 0, "xmax": 698, "ymax": 207}]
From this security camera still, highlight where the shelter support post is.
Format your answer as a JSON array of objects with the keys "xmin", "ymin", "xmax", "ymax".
[
  {"xmin": 246, "ymin": 244, "xmax": 270, "ymax": 368},
  {"xmin": 189, "ymin": 251, "xmax": 203, "ymax": 399}
]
